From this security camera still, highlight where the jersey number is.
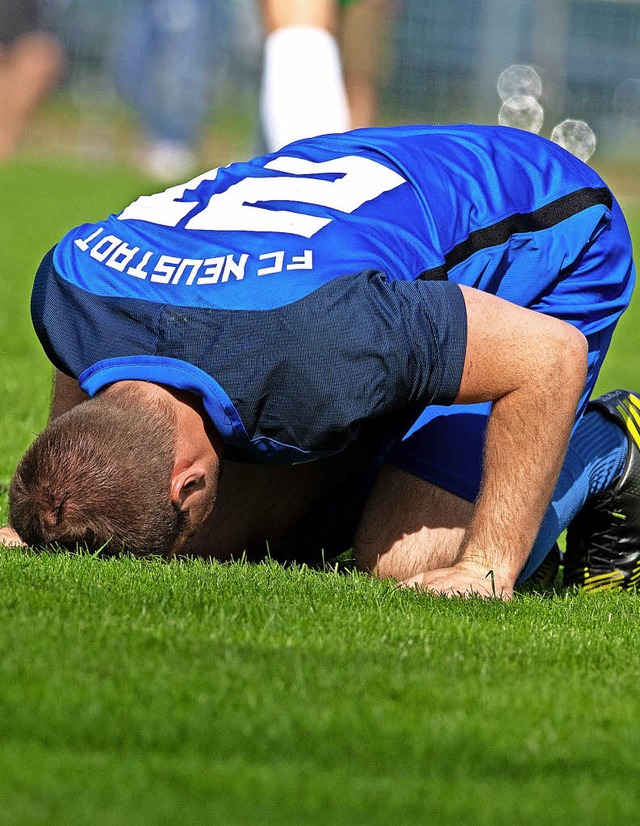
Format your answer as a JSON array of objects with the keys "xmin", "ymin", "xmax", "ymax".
[{"xmin": 119, "ymin": 155, "xmax": 406, "ymax": 239}]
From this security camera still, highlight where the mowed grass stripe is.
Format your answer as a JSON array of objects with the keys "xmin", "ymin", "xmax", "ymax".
[{"xmin": 0, "ymin": 550, "xmax": 639, "ymax": 822}]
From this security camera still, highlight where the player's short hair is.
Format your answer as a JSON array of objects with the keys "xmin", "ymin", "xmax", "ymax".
[{"xmin": 8, "ymin": 387, "xmax": 187, "ymax": 556}]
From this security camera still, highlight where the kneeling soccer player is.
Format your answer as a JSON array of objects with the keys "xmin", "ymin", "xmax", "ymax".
[{"xmin": 4, "ymin": 123, "xmax": 639, "ymax": 598}]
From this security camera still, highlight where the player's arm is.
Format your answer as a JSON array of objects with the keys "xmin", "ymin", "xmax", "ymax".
[
  {"xmin": 50, "ymin": 369, "xmax": 88, "ymax": 419},
  {"xmin": 403, "ymin": 285, "xmax": 587, "ymax": 599},
  {"xmin": 0, "ymin": 526, "xmax": 24, "ymax": 546}
]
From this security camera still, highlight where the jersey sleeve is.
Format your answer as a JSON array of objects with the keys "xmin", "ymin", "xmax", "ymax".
[{"xmin": 201, "ymin": 269, "xmax": 468, "ymax": 454}]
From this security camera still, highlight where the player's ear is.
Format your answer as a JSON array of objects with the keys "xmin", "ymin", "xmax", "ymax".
[{"xmin": 170, "ymin": 465, "xmax": 206, "ymax": 509}]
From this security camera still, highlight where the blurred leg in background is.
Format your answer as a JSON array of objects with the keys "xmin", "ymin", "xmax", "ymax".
[
  {"xmin": 112, "ymin": 0, "xmax": 228, "ymax": 181},
  {"xmin": 340, "ymin": 0, "xmax": 396, "ymax": 129},
  {"xmin": 259, "ymin": 0, "xmax": 350, "ymax": 152},
  {"xmin": 259, "ymin": 0, "xmax": 396, "ymax": 152},
  {"xmin": 0, "ymin": 0, "xmax": 64, "ymax": 160}
]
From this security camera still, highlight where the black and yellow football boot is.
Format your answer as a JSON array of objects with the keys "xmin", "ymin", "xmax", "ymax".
[{"xmin": 563, "ymin": 390, "xmax": 640, "ymax": 592}]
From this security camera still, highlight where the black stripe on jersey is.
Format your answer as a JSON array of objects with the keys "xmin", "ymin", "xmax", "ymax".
[
  {"xmin": 417, "ymin": 266, "xmax": 448, "ymax": 281},
  {"xmin": 418, "ymin": 185, "xmax": 613, "ymax": 282}
]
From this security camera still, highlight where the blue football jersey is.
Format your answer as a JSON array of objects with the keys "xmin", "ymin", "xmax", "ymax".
[{"xmin": 31, "ymin": 124, "xmax": 629, "ymax": 463}]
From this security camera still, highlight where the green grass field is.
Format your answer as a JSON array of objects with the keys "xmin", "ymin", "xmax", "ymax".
[{"xmin": 1, "ymin": 156, "xmax": 640, "ymax": 824}]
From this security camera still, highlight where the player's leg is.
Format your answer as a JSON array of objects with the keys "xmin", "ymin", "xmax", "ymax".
[
  {"xmin": 0, "ymin": 32, "xmax": 63, "ymax": 158},
  {"xmin": 563, "ymin": 389, "xmax": 640, "ymax": 590},
  {"xmin": 354, "ymin": 404, "xmax": 486, "ymax": 578},
  {"xmin": 526, "ymin": 195, "xmax": 639, "ymax": 589},
  {"xmin": 339, "ymin": 0, "xmax": 395, "ymax": 128},
  {"xmin": 261, "ymin": 0, "xmax": 338, "ymax": 32},
  {"xmin": 356, "ymin": 190, "xmax": 637, "ymax": 589},
  {"xmin": 354, "ymin": 465, "xmax": 473, "ymax": 580},
  {"xmin": 259, "ymin": 0, "xmax": 350, "ymax": 152},
  {"xmin": 354, "ymin": 382, "xmax": 630, "ymax": 587},
  {"xmin": 354, "ymin": 285, "xmax": 632, "ymax": 586}
]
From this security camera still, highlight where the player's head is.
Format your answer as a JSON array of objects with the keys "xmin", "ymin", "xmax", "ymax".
[{"xmin": 8, "ymin": 384, "xmax": 218, "ymax": 556}]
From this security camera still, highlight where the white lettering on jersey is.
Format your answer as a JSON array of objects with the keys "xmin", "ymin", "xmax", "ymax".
[
  {"xmin": 72, "ymin": 233, "xmax": 309, "ymax": 287},
  {"xmin": 106, "ymin": 242, "xmax": 140, "ymax": 272},
  {"xmin": 221, "ymin": 254, "xmax": 249, "ymax": 282},
  {"xmin": 257, "ymin": 251, "xmax": 285, "ymax": 276},
  {"xmin": 150, "ymin": 255, "xmax": 180, "ymax": 284},
  {"xmin": 74, "ymin": 227, "xmax": 104, "ymax": 251},
  {"xmin": 127, "ymin": 250, "xmax": 153, "ymax": 279},
  {"xmin": 287, "ymin": 249, "xmax": 313, "ymax": 270},
  {"xmin": 118, "ymin": 155, "xmax": 406, "ymax": 238},
  {"xmin": 90, "ymin": 235, "xmax": 121, "ymax": 262},
  {"xmin": 119, "ymin": 170, "xmax": 214, "ymax": 227},
  {"xmin": 180, "ymin": 259, "xmax": 204, "ymax": 286},
  {"xmin": 198, "ymin": 257, "xmax": 225, "ymax": 285}
]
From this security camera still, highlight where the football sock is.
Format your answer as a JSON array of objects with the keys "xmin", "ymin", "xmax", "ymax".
[
  {"xmin": 519, "ymin": 408, "xmax": 628, "ymax": 581},
  {"xmin": 260, "ymin": 25, "xmax": 351, "ymax": 153}
]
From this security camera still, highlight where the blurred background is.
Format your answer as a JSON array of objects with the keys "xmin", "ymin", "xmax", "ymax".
[{"xmin": 6, "ymin": 0, "xmax": 640, "ymax": 184}]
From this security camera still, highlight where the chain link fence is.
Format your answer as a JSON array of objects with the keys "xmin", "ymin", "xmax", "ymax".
[
  {"xmin": 34, "ymin": 0, "xmax": 640, "ymax": 163},
  {"xmin": 389, "ymin": 0, "xmax": 640, "ymax": 158}
]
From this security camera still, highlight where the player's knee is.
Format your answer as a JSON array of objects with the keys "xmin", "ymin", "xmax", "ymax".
[
  {"xmin": 354, "ymin": 538, "xmax": 383, "ymax": 576},
  {"xmin": 354, "ymin": 545, "xmax": 398, "ymax": 579},
  {"xmin": 548, "ymin": 318, "xmax": 588, "ymax": 382}
]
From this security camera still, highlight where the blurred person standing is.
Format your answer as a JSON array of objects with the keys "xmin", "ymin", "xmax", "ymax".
[
  {"xmin": 340, "ymin": 0, "xmax": 396, "ymax": 129},
  {"xmin": 112, "ymin": 0, "xmax": 229, "ymax": 181},
  {"xmin": 259, "ymin": 0, "xmax": 395, "ymax": 152},
  {"xmin": 0, "ymin": 0, "xmax": 64, "ymax": 160}
]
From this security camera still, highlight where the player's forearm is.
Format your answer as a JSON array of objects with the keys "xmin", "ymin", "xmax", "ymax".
[
  {"xmin": 457, "ymin": 333, "xmax": 587, "ymax": 588},
  {"xmin": 50, "ymin": 370, "xmax": 88, "ymax": 419}
]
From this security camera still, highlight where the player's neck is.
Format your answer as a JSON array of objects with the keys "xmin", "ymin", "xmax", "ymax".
[
  {"xmin": 105, "ymin": 379, "xmax": 223, "ymax": 465},
  {"xmin": 154, "ymin": 383, "xmax": 223, "ymax": 468}
]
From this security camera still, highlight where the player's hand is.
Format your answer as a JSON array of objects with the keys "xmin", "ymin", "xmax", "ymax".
[
  {"xmin": 398, "ymin": 562, "xmax": 513, "ymax": 601},
  {"xmin": 0, "ymin": 526, "xmax": 26, "ymax": 548}
]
